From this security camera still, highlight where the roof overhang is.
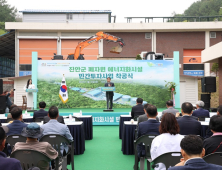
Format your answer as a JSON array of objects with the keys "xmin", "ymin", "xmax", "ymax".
[
  {"xmin": 8, "ymin": 75, "xmax": 31, "ymax": 80},
  {"xmin": 202, "ymin": 41, "xmax": 222, "ymax": 63},
  {"xmin": 5, "ymin": 22, "xmax": 222, "ymax": 32},
  {"xmin": 0, "ymin": 31, "xmax": 15, "ymax": 59}
]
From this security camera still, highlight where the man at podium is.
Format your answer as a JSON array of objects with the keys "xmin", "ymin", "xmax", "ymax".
[{"xmin": 104, "ymin": 77, "xmax": 115, "ymax": 110}]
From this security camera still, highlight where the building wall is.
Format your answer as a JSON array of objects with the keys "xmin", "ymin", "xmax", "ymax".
[
  {"xmin": 156, "ymin": 32, "xmax": 205, "ymax": 75},
  {"xmin": 13, "ymin": 76, "xmax": 31, "ymax": 106},
  {"xmin": 210, "ymin": 31, "xmax": 222, "ymax": 46},
  {"xmin": 180, "ymin": 76, "xmax": 198, "ymax": 106},
  {"xmin": 103, "ymin": 32, "xmax": 152, "ymax": 58},
  {"xmin": 23, "ymin": 13, "xmax": 110, "ymax": 23},
  {"xmin": 219, "ymin": 58, "xmax": 222, "ymax": 105}
]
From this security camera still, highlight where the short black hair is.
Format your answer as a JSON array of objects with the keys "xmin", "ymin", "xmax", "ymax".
[
  {"xmin": 11, "ymin": 107, "xmax": 22, "ymax": 120},
  {"xmin": 143, "ymin": 103, "xmax": 150, "ymax": 110},
  {"xmin": 48, "ymin": 106, "xmax": 59, "ymax": 119},
  {"xmin": 136, "ymin": 98, "xmax": 143, "ymax": 104},
  {"xmin": 209, "ymin": 115, "xmax": 222, "ymax": 132},
  {"xmin": 146, "ymin": 105, "xmax": 157, "ymax": 117},
  {"xmin": 181, "ymin": 102, "xmax": 193, "ymax": 114},
  {"xmin": 180, "ymin": 135, "xmax": 203, "ymax": 156},
  {"xmin": 217, "ymin": 105, "xmax": 222, "ymax": 116},
  {"xmin": 166, "ymin": 100, "xmax": 173, "ymax": 106},
  {"xmin": 107, "ymin": 77, "xmax": 111, "ymax": 80},
  {"xmin": 39, "ymin": 101, "xmax": 46, "ymax": 108}
]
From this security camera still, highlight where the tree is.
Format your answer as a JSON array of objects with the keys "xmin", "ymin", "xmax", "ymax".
[
  {"xmin": 0, "ymin": 0, "xmax": 17, "ymax": 22},
  {"xmin": 211, "ymin": 63, "xmax": 219, "ymax": 76},
  {"xmin": 0, "ymin": 0, "xmax": 17, "ymax": 35},
  {"xmin": 136, "ymin": 54, "xmax": 142, "ymax": 60}
]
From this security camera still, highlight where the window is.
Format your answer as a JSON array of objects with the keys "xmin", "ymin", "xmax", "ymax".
[
  {"xmin": 19, "ymin": 65, "xmax": 31, "ymax": 71},
  {"xmin": 66, "ymin": 14, "xmax": 73, "ymax": 20},
  {"xmin": 145, "ymin": 33, "xmax": 152, "ymax": 39},
  {"xmin": 210, "ymin": 32, "xmax": 216, "ymax": 38}
]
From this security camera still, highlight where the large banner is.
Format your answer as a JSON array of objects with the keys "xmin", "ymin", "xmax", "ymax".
[{"xmin": 37, "ymin": 60, "xmax": 174, "ymax": 108}]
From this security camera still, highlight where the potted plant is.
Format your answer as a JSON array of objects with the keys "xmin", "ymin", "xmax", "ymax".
[{"xmin": 164, "ymin": 81, "xmax": 177, "ymax": 100}]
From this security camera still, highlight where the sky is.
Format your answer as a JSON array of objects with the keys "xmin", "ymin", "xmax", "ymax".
[{"xmin": 7, "ymin": 0, "xmax": 199, "ymax": 23}]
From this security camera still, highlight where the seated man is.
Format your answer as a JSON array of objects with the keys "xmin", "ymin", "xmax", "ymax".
[
  {"xmin": 0, "ymin": 126, "xmax": 22, "ymax": 170},
  {"xmin": 137, "ymin": 105, "xmax": 160, "ymax": 158},
  {"xmin": 7, "ymin": 107, "xmax": 28, "ymax": 136},
  {"xmin": 43, "ymin": 115, "xmax": 65, "ymax": 124},
  {"xmin": 33, "ymin": 101, "xmax": 48, "ymax": 120},
  {"xmin": 203, "ymin": 115, "xmax": 222, "ymax": 155},
  {"xmin": 169, "ymin": 135, "xmax": 222, "ymax": 170},
  {"xmin": 7, "ymin": 104, "xmax": 18, "ymax": 119},
  {"xmin": 41, "ymin": 106, "xmax": 73, "ymax": 141},
  {"xmin": 13, "ymin": 123, "xmax": 58, "ymax": 170},
  {"xmin": 160, "ymin": 100, "xmax": 179, "ymax": 120},
  {"xmin": 131, "ymin": 98, "xmax": 144, "ymax": 119},
  {"xmin": 177, "ymin": 102, "xmax": 201, "ymax": 135},
  {"xmin": 192, "ymin": 101, "xmax": 210, "ymax": 118},
  {"xmin": 137, "ymin": 104, "xmax": 159, "ymax": 125},
  {"xmin": 205, "ymin": 105, "xmax": 222, "ymax": 138}
]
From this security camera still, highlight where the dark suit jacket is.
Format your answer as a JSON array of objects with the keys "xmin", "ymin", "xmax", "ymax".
[
  {"xmin": 177, "ymin": 116, "xmax": 201, "ymax": 135},
  {"xmin": 43, "ymin": 116, "xmax": 65, "ymax": 124},
  {"xmin": 137, "ymin": 119, "xmax": 160, "ymax": 157},
  {"xmin": 203, "ymin": 135, "xmax": 222, "ymax": 155},
  {"xmin": 0, "ymin": 151, "xmax": 22, "ymax": 170},
  {"xmin": 6, "ymin": 120, "xmax": 28, "ymax": 136},
  {"xmin": 131, "ymin": 104, "xmax": 144, "ymax": 118},
  {"xmin": 168, "ymin": 158, "xmax": 222, "ymax": 170},
  {"xmin": 205, "ymin": 127, "xmax": 213, "ymax": 138},
  {"xmin": 104, "ymin": 82, "xmax": 114, "ymax": 96},
  {"xmin": 137, "ymin": 114, "xmax": 159, "ymax": 125},
  {"xmin": 33, "ymin": 109, "xmax": 48, "ymax": 120},
  {"xmin": 192, "ymin": 108, "xmax": 210, "ymax": 117}
]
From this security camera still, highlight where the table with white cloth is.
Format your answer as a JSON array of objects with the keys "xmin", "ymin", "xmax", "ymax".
[{"xmin": 2, "ymin": 121, "xmax": 85, "ymax": 155}]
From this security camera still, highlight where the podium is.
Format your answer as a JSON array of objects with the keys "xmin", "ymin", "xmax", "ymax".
[
  {"xmin": 101, "ymin": 87, "xmax": 115, "ymax": 112},
  {"xmin": 26, "ymin": 89, "xmax": 38, "ymax": 111}
]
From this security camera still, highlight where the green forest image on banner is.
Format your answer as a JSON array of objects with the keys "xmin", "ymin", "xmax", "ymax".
[{"xmin": 37, "ymin": 60, "xmax": 174, "ymax": 108}]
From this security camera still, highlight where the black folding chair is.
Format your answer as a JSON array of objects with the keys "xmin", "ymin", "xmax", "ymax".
[
  {"xmin": 203, "ymin": 152, "xmax": 222, "ymax": 166},
  {"xmin": 6, "ymin": 135, "xmax": 26, "ymax": 149},
  {"xmin": 134, "ymin": 134, "xmax": 158, "ymax": 170},
  {"xmin": 150, "ymin": 152, "xmax": 182, "ymax": 170},
  {"xmin": 11, "ymin": 149, "xmax": 53, "ymax": 170},
  {"xmin": 40, "ymin": 134, "xmax": 74, "ymax": 170},
  {"xmin": 34, "ymin": 117, "xmax": 44, "ymax": 122}
]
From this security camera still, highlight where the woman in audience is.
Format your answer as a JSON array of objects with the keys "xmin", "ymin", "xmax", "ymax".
[
  {"xmin": 203, "ymin": 115, "xmax": 222, "ymax": 155},
  {"xmin": 151, "ymin": 113, "xmax": 184, "ymax": 160}
]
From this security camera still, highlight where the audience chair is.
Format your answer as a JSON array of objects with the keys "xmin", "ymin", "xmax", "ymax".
[
  {"xmin": 198, "ymin": 117, "xmax": 207, "ymax": 121},
  {"xmin": 203, "ymin": 152, "xmax": 222, "ymax": 166},
  {"xmin": 6, "ymin": 135, "xmax": 26, "ymax": 150},
  {"xmin": 134, "ymin": 134, "xmax": 158, "ymax": 170},
  {"xmin": 22, "ymin": 95, "xmax": 27, "ymax": 110},
  {"xmin": 40, "ymin": 134, "xmax": 74, "ymax": 170},
  {"xmin": 11, "ymin": 149, "xmax": 53, "ymax": 170},
  {"xmin": 34, "ymin": 117, "xmax": 44, "ymax": 122},
  {"xmin": 150, "ymin": 152, "xmax": 182, "ymax": 170}
]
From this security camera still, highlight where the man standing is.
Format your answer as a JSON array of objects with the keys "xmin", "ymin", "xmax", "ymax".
[
  {"xmin": 192, "ymin": 101, "xmax": 210, "ymax": 118},
  {"xmin": 0, "ymin": 126, "xmax": 23, "ymax": 170},
  {"xmin": 33, "ymin": 101, "xmax": 48, "ymax": 120},
  {"xmin": 4, "ymin": 89, "xmax": 13, "ymax": 112},
  {"xmin": 104, "ymin": 77, "xmax": 115, "ymax": 110}
]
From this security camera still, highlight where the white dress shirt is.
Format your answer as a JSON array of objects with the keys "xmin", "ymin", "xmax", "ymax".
[{"xmin": 151, "ymin": 133, "xmax": 184, "ymax": 160}]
